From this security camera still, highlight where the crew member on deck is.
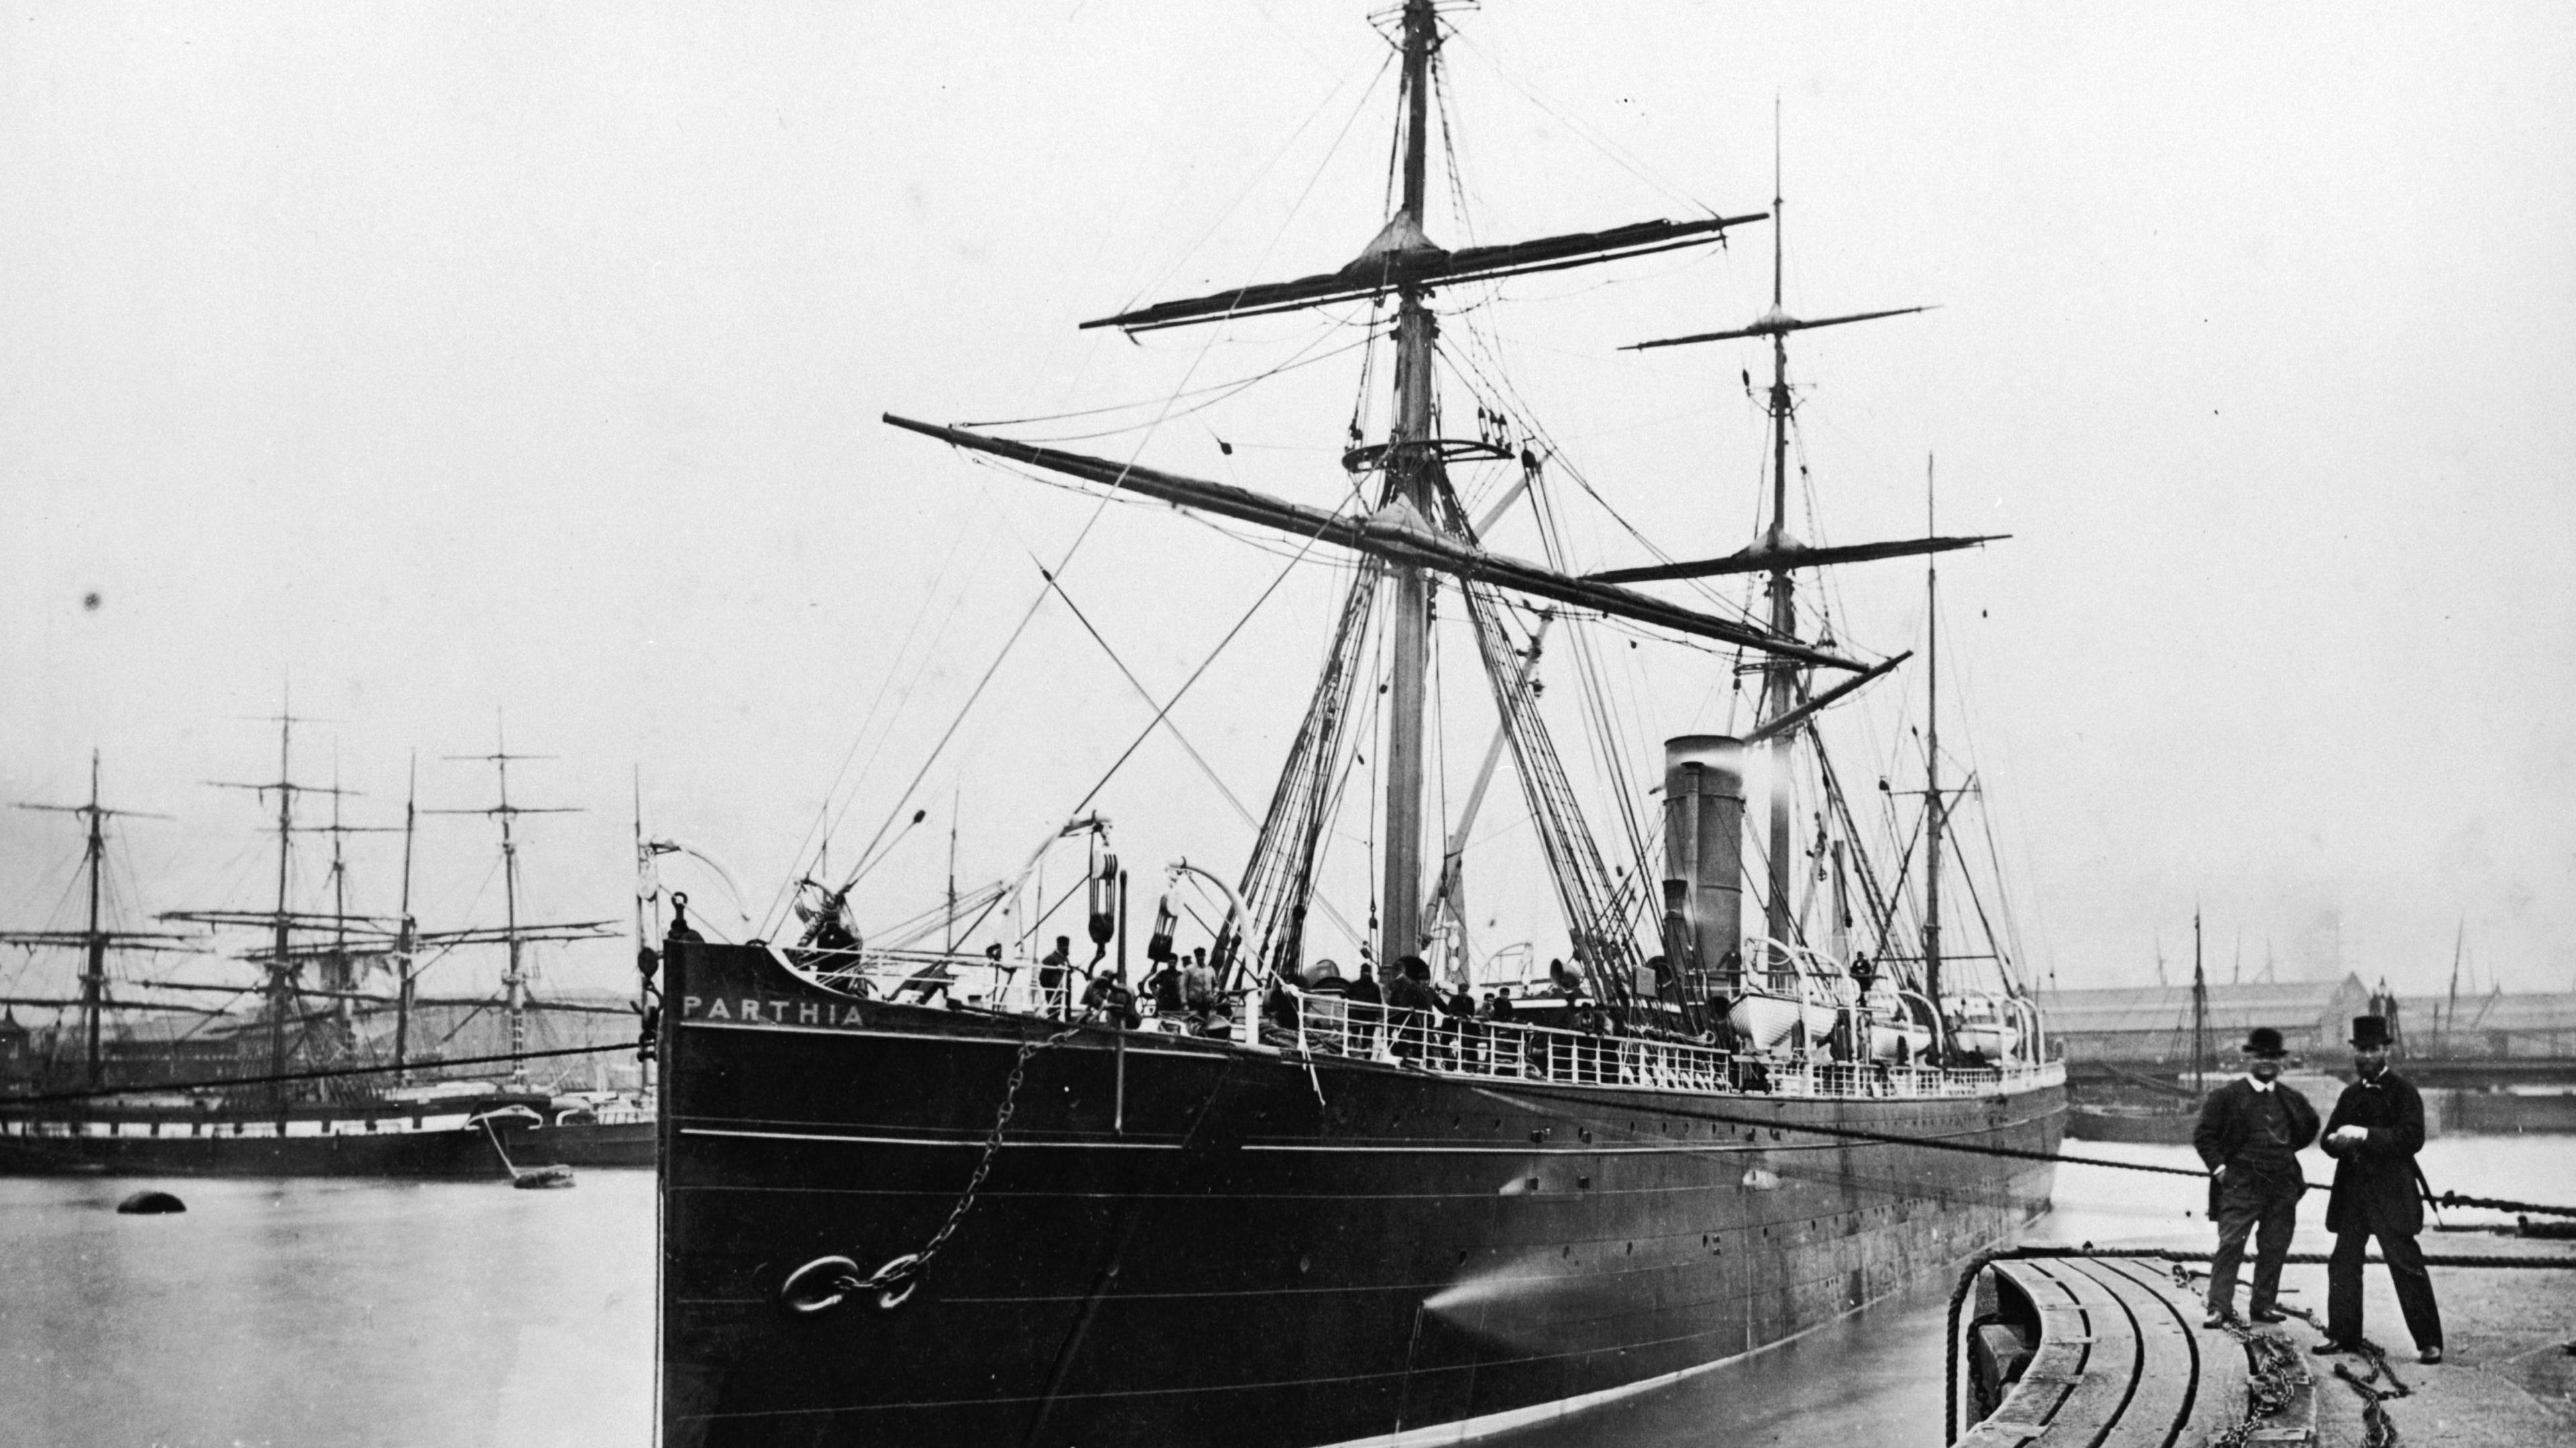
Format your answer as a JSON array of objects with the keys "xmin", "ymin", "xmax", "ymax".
[
  {"xmin": 1039, "ymin": 937, "xmax": 1071, "ymax": 1019},
  {"xmin": 1081, "ymin": 969, "xmax": 1138, "ymax": 1029},
  {"xmin": 1183, "ymin": 948, "xmax": 1217, "ymax": 1025},
  {"xmin": 2316, "ymin": 1014, "xmax": 2445, "ymax": 1364},
  {"xmin": 1346, "ymin": 958, "xmax": 1384, "ymax": 1055},
  {"xmin": 1385, "ymin": 955, "xmax": 1443, "ymax": 1064},
  {"xmin": 2192, "ymin": 1025, "xmax": 2318, "ymax": 1327}
]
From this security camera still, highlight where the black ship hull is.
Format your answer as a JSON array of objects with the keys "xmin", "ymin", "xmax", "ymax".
[
  {"xmin": 0, "ymin": 1107, "xmax": 536, "ymax": 1178},
  {"xmin": 659, "ymin": 939, "xmax": 2063, "ymax": 1447},
  {"xmin": 2063, "ymin": 1105, "xmax": 2198, "ymax": 1145},
  {"xmin": 531, "ymin": 1114, "xmax": 657, "ymax": 1167},
  {"xmin": 0, "ymin": 1106, "xmax": 657, "ymax": 1176}
]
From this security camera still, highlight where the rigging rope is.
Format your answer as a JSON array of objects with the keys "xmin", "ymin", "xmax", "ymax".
[{"xmin": 16, "ymin": 1042, "xmax": 636, "ymax": 1105}]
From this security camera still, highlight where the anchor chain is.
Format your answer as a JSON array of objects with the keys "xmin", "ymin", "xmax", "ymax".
[
  {"xmin": 780, "ymin": 1025, "xmax": 1081, "ymax": 1315},
  {"xmin": 2202, "ymin": 1317, "xmax": 2306, "ymax": 1448}
]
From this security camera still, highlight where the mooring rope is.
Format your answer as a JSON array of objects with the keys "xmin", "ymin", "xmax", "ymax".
[
  {"xmin": 1466, "ymin": 1081, "xmax": 2576, "ymax": 1221},
  {"xmin": 2002, "ymin": 1243, "xmax": 2571, "ymax": 1271}
]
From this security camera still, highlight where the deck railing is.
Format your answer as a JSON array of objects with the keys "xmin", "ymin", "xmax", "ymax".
[
  {"xmin": 1268, "ymin": 991, "xmax": 2057, "ymax": 1100},
  {"xmin": 783, "ymin": 948, "xmax": 2058, "ymax": 1101}
]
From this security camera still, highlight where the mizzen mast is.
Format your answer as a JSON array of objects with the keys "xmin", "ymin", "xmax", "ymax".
[{"xmin": 429, "ymin": 729, "xmax": 616, "ymax": 1091}]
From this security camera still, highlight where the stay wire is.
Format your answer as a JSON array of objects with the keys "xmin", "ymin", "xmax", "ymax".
[{"xmin": 1028, "ymin": 556, "xmax": 1263, "ymax": 832}]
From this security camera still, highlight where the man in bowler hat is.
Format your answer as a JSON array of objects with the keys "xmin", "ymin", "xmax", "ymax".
[
  {"xmin": 2193, "ymin": 1025, "xmax": 2320, "ymax": 1326},
  {"xmin": 2317, "ymin": 1014, "xmax": 2444, "ymax": 1363}
]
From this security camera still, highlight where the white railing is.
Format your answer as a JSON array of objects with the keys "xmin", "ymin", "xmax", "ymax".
[
  {"xmin": 1264, "ymin": 990, "xmax": 2059, "ymax": 1101},
  {"xmin": 782, "ymin": 948, "xmax": 2058, "ymax": 1102}
]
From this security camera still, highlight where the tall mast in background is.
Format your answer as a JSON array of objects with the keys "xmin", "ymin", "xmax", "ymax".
[
  {"xmin": 171, "ymin": 706, "xmax": 356, "ymax": 1107},
  {"xmin": 393, "ymin": 753, "xmax": 419, "ymax": 1084},
  {"xmin": 1, "ymin": 753, "xmax": 187, "ymax": 1089},
  {"xmin": 433, "ymin": 723, "xmax": 615, "ymax": 1091},
  {"xmin": 2190, "ymin": 909, "xmax": 2208, "ymax": 1093}
]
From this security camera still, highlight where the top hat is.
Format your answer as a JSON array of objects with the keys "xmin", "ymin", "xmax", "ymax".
[
  {"xmin": 2242, "ymin": 1025, "xmax": 2287, "ymax": 1058},
  {"xmin": 2349, "ymin": 1015, "xmax": 2393, "ymax": 1049}
]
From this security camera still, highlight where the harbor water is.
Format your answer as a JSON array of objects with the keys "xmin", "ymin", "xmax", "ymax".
[{"xmin": 1, "ymin": 1138, "xmax": 2566, "ymax": 1447}]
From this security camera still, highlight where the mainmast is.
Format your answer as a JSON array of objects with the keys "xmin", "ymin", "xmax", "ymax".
[
  {"xmin": 1378, "ymin": 0, "xmax": 1441, "ymax": 977},
  {"xmin": 1758, "ymin": 133, "xmax": 1798, "ymax": 987},
  {"xmin": 1617, "ymin": 141, "xmax": 1976, "ymax": 1005},
  {"xmin": 164, "ymin": 708, "xmax": 386, "ymax": 1108}
]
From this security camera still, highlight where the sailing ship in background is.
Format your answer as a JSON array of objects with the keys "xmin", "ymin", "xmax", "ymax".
[
  {"xmin": 2063, "ymin": 911, "xmax": 2218, "ymax": 1144},
  {"xmin": 0, "ymin": 718, "xmax": 651, "ymax": 1176},
  {"xmin": 657, "ymin": 5, "xmax": 2061, "ymax": 1445}
]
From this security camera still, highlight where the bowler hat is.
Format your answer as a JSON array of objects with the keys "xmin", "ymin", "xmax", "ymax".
[
  {"xmin": 2241, "ymin": 1025, "xmax": 2287, "ymax": 1058},
  {"xmin": 2349, "ymin": 1015, "xmax": 2392, "ymax": 1049}
]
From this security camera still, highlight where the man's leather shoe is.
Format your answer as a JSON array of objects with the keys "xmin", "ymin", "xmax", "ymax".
[
  {"xmin": 2418, "ymin": 1346, "xmax": 2444, "ymax": 1364},
  {"xmin": 2311, "ymin": 1340, "xmax": 2350, "ymax": 1355},
  {"xmin": 2249, "ymin": 1308, "xmax": 2288, "ymax": 1324},
  {"xmin": 2202, "ymin": 1309, "xmax": 2237, "ymax": 1329}
]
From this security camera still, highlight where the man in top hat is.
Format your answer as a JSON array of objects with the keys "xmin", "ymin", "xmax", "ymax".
[
  {"xmin": 2193, "ymin": 1025, "xmax": 2321, "ymax": 1326},
  {"xmin": 2316, "ymin": 1014, "xmax": 2444, "ymax": 1363}
]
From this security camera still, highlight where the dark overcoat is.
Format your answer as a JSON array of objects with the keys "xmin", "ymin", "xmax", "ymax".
[
  {"xmin": 2321, "ymin": 1069, "xmax": 2428, "ymax": 1235},
  {"xmin": 2193, "ymin": 1077, "xmax": 2320, "ymax": 1180}
]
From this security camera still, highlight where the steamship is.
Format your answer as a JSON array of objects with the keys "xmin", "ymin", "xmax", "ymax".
[{"xmin": 657, "ymin": 4, "xmax": 2062, "ymax": 1444}]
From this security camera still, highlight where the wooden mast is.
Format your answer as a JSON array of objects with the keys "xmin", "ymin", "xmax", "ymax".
[
  {"xmin": 1378, "ymin": 0, "xmax": 1440, "ymax": 980},
  {"xmin": 1758, "ymin": 116, "xmax": 1799, "ymax": 989},
  {"xmin": 2190, "ymin": 908, "xmax": 2208, "ymax": 1093},
  {"xmin": 268, "ymin": 712, "xmax": 297, "ymax": 1105},
  {"xmin": 498, "ymin": 744, "xmax": 526, "ymax": 1086},
  {"xmin": 394, "ymin": 752, "xmax": 418, "ymax": 1084},
  {"xmin": 1, "ymin": 754, "xmax": 188, "ymax": 1091},
  {"xmin": 431, "ymin": 733, "xmax": 613, "ymax": 1092},
  {"xmin": 1924, "ymin": 455, "xmax": 1945, "ymax": 1035},
  {"xmin": 80, "ymin": 754, "xmax": 106, "ymax": 1085}
]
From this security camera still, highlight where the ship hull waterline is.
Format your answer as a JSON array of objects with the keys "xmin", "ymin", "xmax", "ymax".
[
  {"xmin": 0, "ymin": 1106, "xmax": 655, "ymax": 1178},
  {"xmin": 658, "ymin": 940, "xmax": 2064, "ymax": 1447}
]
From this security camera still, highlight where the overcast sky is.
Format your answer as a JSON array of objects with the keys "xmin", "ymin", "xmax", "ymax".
[{"xmin": 4, "ymin": 2, "xmax": 2571, "ymax": 1013}]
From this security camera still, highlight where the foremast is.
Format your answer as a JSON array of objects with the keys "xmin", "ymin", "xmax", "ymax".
[
  {"xmin": 890, "ymin": 0, "xmax": 1805, "ymax": 999},
  {"xmin": 1376, "ymin": 0, "xmax": 1440, "ymax": 976},
  {"xmin": 0, "ymin": 753, "xmax": 192, "ymax": 1089}
]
